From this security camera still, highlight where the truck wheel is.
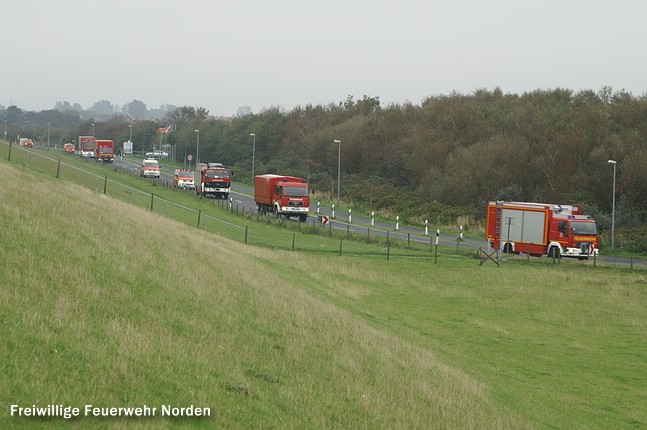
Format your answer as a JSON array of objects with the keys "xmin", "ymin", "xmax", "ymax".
[
  {"xmin": 299, "ymin": 214, "xmax": 307, "ymax": 223},
  {"xmin": 549, "ymin": 247, "xmax": 561, "ymax": 259}
]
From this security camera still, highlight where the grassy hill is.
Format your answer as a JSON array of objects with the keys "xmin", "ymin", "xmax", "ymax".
[{"xmin": 1, "ymin": 161, "xmax": 646, "ymax": 429}]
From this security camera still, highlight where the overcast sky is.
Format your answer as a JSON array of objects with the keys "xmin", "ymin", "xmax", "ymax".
[{"xmin": 3, "ymin": 0, "xmax": 646, "ymax": 116}]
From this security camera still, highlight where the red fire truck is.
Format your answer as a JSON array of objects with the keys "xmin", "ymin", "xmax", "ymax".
[
  {"xmin": 194, "ymin": 163, "xmax": 231, "ymax": 199},
  {"xmin": 78, "ymin": 136, "xmax": 95, "ymax": 158},
  {"xmin": 94, "ymin": 139, "xmax": 114, "ymax": 163},
  {"xmin": 485, "ymin": 201, "xmax": 599, "ymax": 259},
  {"xmin": 254, "ymin": 174, "xmax": 310, "ymax": 222}
]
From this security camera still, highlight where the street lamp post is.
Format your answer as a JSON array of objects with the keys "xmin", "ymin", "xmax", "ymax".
[
  {"xmin": 334, "ymin": 139, "xmax": 341, "ymax": 206},
  {"xmin": 5, "ymin": 120, "xmax": 8, "ymax": 141},
  {"xmin": 608, "ymin": 160, "xmax": 617, "ymax": 251},
  {"xmin": 194, "ymin": 130, "xmax": 200, "ymax": 165},
  {"xmin": 250, "ymin": 133, "xmax": 256, "ymax": 183},
  {"xmin": 47, "ymin": 122, "xmax": 50, "ymax": 151},
  {"xmin": 128, "ymin": 124, "xmax": 132, "ymax": 143},
  {"xmin": 91, "ymin": 123, "xmax": 95, "ymax": 137}
]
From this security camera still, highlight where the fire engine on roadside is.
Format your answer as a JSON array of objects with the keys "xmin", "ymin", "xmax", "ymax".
[{"xmin": 485, "ymin": 201, "xmax": 599, "ymax": 260}]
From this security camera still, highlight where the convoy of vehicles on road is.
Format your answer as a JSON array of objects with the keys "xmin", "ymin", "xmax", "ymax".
[
  {"xmin": 20, "ymin": 140, "xmax": 606, "ymax": 258},
  {"xmin": 194, "ymin": 162, "xmax": 231, "ymax": 199},
  {"xmin": 254, "ymin": 174, "xmax": 310, "ymax": 223},
  {"xmin": 485, "ymin": 201, "xmax": 599, "ymax": 260}
]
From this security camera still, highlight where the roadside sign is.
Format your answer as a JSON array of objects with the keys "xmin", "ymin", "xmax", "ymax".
[{"xmin": 318, "ymin": 215, "xmax": 329, "ymax": 225}]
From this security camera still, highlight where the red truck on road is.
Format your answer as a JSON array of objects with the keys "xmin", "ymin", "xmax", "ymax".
[
  {"xmin": 485, "ymin": 201, "xmax": 599, "ymax": 259},
  {"xmin": 94, "ymin": 139, "xmax": 114, "ymax": 163},
  {"xmin": 78, "ymin": 136, "xmax": 95, "ymax": 158},
  {"xmin": 194, "ymin": 163, "xmax": 231, "ymax": 199},
  {"xmin": 254, "ymin": 174, "xmax": 310, "ymax": 222}
]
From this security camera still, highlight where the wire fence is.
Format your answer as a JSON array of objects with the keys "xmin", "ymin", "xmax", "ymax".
[{"xmin": 2, "ymin": 140, "xmax": 645, "ymax": 270}]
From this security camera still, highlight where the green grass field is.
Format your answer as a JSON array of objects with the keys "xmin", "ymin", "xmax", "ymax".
[{"xmin": 1, "ymin": 154, "xmax": 646, "ymax": 429}]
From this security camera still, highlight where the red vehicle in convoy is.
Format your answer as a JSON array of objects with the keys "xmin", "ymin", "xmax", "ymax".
[
  {"xmin": 78, "ymin": 136, "xmax": 95, "ymax": 158},
  {"xmin": 254, "ymin": 174, "xmax": 310, "ymax": 222},
  {"xmin": 140, "ymin": 158, "xmax": 160, "ymax": 178},
  {"xmin": 194, "ymin": 163, "xmax": 231, "ymax": 199},
  {"xmin": 139, "ymin": 158, "xmax": 160, "ymax": 179},
  {"xmin": 94, "ymin": 140, "xmax": 114, "ymax": 163},
  {"xmin": 63, "ymin": 143, "xmax": 75, "ymax": 153},
  {"xmin": 485, "ymin": 201, "xmax": 599, "ymax": 259},
  {"xmin": 173, "ymin": 169, "xmax": 195, "ymax": 189}
]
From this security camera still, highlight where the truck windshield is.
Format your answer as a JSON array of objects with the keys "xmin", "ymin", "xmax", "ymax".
[
  {"xmin": 144, "ymin": 161, "xmax": 158, "ymax": 167},
  {"xmin": 571, "ymin": 221, "xmax": 597, "ymax": 235},
  {"xmin": 99, "ymin": 148, "xmax": 112, "ymax": 154},
  {"xmin": 284, "ymin": 186, "xmax": 309, "ymax": 197},
  {"xmin": 206, "ymin": 170, "xmax": 230, "ymax": 179}
]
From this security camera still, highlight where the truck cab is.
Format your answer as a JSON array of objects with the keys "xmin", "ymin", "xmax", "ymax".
[
  {"xmin": 194, "ymin": 163, "xmax": 231, "ymax": 198},
  {"xmin": 548, "ymin": 215, "xmax": 598, "ymax": 259}
]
